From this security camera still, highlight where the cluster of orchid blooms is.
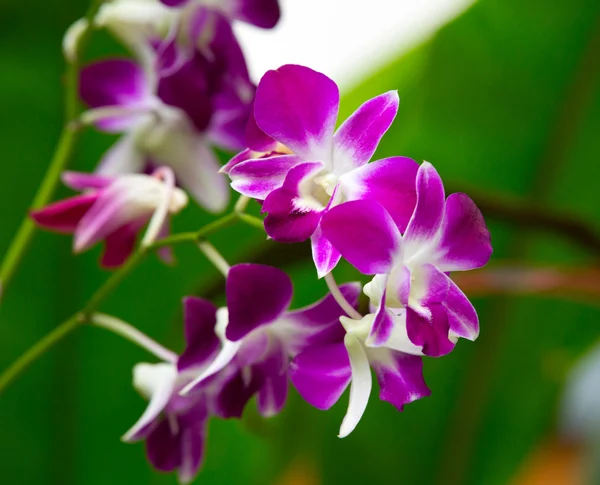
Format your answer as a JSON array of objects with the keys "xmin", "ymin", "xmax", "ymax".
[{"xmin": 28, "ymin": 0, "xmax": 492, "ymax": 482}]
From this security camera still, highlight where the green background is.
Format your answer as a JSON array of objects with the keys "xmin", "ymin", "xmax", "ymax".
[{"xmin": 1, "ymin": 0, "xmax": 599, "ymax": 484}]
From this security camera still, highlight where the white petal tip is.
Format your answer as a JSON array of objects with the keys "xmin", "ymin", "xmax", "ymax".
[{"xmin": 63, "ymin": 18, "xmax": 89, "ymax": 62}]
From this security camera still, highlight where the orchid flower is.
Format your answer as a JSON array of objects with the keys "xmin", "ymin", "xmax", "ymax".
[
  {"xmin": 222, "ymin": 64, "xmax": 418, "ymax": 277},
  {"xmin": 290, "ymin": 163, "xmax": 491, "ymax": 437},
  {"xmin": 321, "ymin": 161, "xmax": 492, "ymax": 358},
  {"xmin": 180, "ymin": 263, "xmax": 361, "ymax": 417},
  {"xmin": 79, "ymin": 9, "xmax": 255, "ymax": 212},
  {"xmin": 64, "ymin": 0, "xmax": 280, "ymax": 63},
  {"xmin": 30, "ymin": 170, "xmax": 187, "ymax": 267},
  {"xmin": 123, "ymin": 297, "xmax": 259, "ymax": 483}
]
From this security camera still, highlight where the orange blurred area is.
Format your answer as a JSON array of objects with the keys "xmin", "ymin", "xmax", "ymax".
[{"xmin": 511, "ymin": 439, "xmax": 584, "ymax": 485}]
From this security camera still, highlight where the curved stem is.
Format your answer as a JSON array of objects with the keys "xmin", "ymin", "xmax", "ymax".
[
  {"xmin": 324, "ymin": 273, "xmax": 363, "ymax": 320},
  {"xmin": 0, "ymin": 0, "xmax": 103, "ymax": 300},
  {"xmin": 197, "ymin": 241, "xmax": 231, "ymax": 276},
  {"xmin": 0, "ymin": 209, "xmax": 265, "ymax": 394},
  {"xmin": 91, "ymin": 313, "xmax": 177, "ymax": 363}
]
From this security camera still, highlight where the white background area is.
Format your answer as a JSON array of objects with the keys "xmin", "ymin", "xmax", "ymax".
[{"xmin": 235, "ymin": 0, "xmax": 474, "ymax": 89}]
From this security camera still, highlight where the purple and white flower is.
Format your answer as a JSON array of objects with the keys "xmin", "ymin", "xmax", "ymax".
[
  {"xmin": 180, "ymin": 263, "xmax": 361, "ymax": 417},
  {"xmin": 321, "ymin": 162, "xmax": 492, "ymax": 357},
  {"xmin": 66, "ymin": 0, "xmax": 280, "ymax": 62},
  {"xmin": 158, "ymin": 0, "xmax": 281, "ymax": 29},
  {"xmin": 223, "ymin": 64, "xmax": 418, "ymax": 277},
  {"xmin": 30, "ymin": 170, "xmax": 187, "ymax": 267},
  {"xmin": 124, "ymin": 297, "xmax": 260, "ymax": 483},
  {"xmin": 288, "ymin": 162, "xmax": 491, "ymax": 437},
  {"xmin": 79, "ymin": 9, "xmax": 255, "ymax": 211}
]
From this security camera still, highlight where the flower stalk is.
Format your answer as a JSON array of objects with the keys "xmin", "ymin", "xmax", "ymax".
[
  {"xmin": 0, "ymin": 0, "xmax": 104, "ymax": 300},
  {"xmin": 0, "ymin": 209, "xmax": 264, "ymax": 395}
]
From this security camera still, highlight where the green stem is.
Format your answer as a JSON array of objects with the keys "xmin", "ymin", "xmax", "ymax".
[
  {"xmin": 0, "ymin": 1, "xmax": 103, "ymax": 300},
  {"xmin": 0, "ymin": 210, "xmax": 265, "ymax": 395}
]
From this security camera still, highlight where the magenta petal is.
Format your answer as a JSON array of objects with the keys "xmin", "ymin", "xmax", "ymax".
[
  {"xmin": 245, "ymin": 108, "xmax": 277, "ymax": 152},
  {"xmin": 310, "ymin": 224, "xmax": 341, "ymax": 278},
  {"xmin": 178, "ymin": 298, "xmax": 220, "ymax": 372},
  {"xmin": 404, "ymin": 162, "xmax": 445, "ymax": 247},
  {"xmin": 236, "ymin": 0, "xmax": 281, "ymax": 28},
  {"xmin": 285, "ymin": 283, "xmax": 360, "ymax": 352},
  {"xmin": 255, "ymin": 342, "xmax": 289, "ymax": 417},
  {"xmin": 101, "ymin": 221, "xmax": 143, "ymax": 268},
  {"xmin": 160, "ymin": 0, "xmax": 187, "ymax": 6},
  {"xmin": 31, "ymin": 193, "xmax": 97, "ymax": 233},
  {"xmin": 80, "ymin": 59, "xmax": 150, "ymax": 132},
  {"xmin": 371, "ymin": 350, "xmax": 430, "ymax": 411},
  {"xmin": 290, "ymin": 342, "xmax": 351, "ymax": 410},
  {"xmin": 145, "ymin": 407, "xmax": 207, "ymax": 481},
  {"xmin": 262, "ymin": 162, "xmax": 324, "ymax": 243},
  {"xmin": 215, "ymin": 367, "xmax": 263, "ymax": 418},
  {"xmin": 436, "ymin": 193, "xmax": 493, "ymax": 272},
  {"xmin": 225, "ymin": 264, "xmax": 293, "ymax": 341},
  {"xmin": 61, "ymin": 171, "xmax": 114, "ymax": 191},
  {"xmin": 254, "ymin": 65, "xmax": 339, "ymax": 160},
  {"xmin": 229, "ymin": 154, "xmax": 304, "ymax": 200},
  {"xmin": 443, "ymin": 276, "xmax": 479, "ymax": 341},
  {"xmin": 342, "ymin": 156, "xmax": 418, "ymax": 232},
  {"xmin": 406, "ymin": 305, "xmax": 455, "ymax": 357},
  {"xmin": 333, "ymin": 91, "xmax": 399, "ymax": 173},
  {"xmin": 368, "ymin": 286, "xmax": 395, "ymax": 347},
  {"xmin": 80, "ymin": 59, "xmax": 148, "ymax": 108},
  {"xmin": 321, "ymin": 200, "xmax": 401, "ymax": 275}
]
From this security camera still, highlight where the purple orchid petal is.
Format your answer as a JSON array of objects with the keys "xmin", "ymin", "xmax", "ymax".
[
  {"xmin": 255, "ymin": 342, "xmax": 289, "ymax": 417},
  {"xmin": 215, "ymin": 366, "xmax": 263, "ymax": 418},
  {"xmin": 262, "ymin": 162, "xmax": 325, "ymax": 243},
  {"xmin": 403, "ymin": 162, "xmax": 445, "ymax": 250},
  {"xmin": 442, "ymin": 274, "xmax": 479, "ymax": 341},
  {"xmin": 146, "ymin": 419, "xmax": 181, "ymax": 472},
  {"xmin": 73, "ymin": 182, "xmax": 144, "ymax": 253},
  {"xmin": 290, "ymin": 342, "xmax": 351, "ymax": 410},
  {"xmin": 435, "ymin": 193, "xmax": 493, "ymax": 272},
  {"xmin": 245, "ymin": 108, "xmax": 277, "ymax": 152},
  {"xmin": 229, "ymin": 154, "xmax": 304, "ymax": 200},
  {"xmin": 145, "ymin": 405, "xmax": 207, "ymax": 483},
  {"xmin": 225, "ymin": 263, "xmax": 293, "ymax": 341},
  {"xmin": 176, "ymin": 407, "xmax": 209, "ymax": 484},
  {"xmin": 367, "ymin": 285, "xmax": 395, "ymax": 347},
  {"xmin": 160, "ymin": 0, "xmax": 187, "ymax": 6},
  {"xmin": 30, "ymin": 193, "xmax": 98, "ymax": 233},
  {"xmin": 254, "ymin": 65, "xmax": 339, "ymax": 161},
  {"xmin": 333, "ymin": 91, "xmax": 399, "ymax": 174},
  {"xmin": 235, "ymin": 0, "xmax": 281, "ymax": 28},
  {"xmin": 157, "ymin": 47, "xmax": 213, "ymax": 133},
  {"xmin": 370, "ymin": 349, "xmax": 430, "ymax": 411},
  {"xmin": 310, "ymin": 225, "xmax": 342, "ymax": 279},
  {"xmin": 406, "ymin": 305, "xmax": 455, "ymax": 357},
  {"xmin": 80, "ymin": 59, "xmax": 150, "ymax": 132},
  {"xmin": 178, "ymin": 298, "xmax": 220, "ymax": 372},
  {"xmin": 284, "ymin": 283, "xmax": 361, "ymax": 354},
  {"xmin": 410, "ymin": 263, "xmax": 450, "ymax": 307},
  {"xmin": 321, "ymin": 200, "xmax": 402, "ymax": 275},
  {"xmin": 341, "ymin": 156, "xmax": 418, "ymax": 232},
  {"xmin": 101, "ymin": 220, "xmax": 143, "ymax": 268},
  {"xmin": 221, "ymin": 148, "xmax": 256, "ymax": 174},
  {"xmin": 61, "ymin": 171, "xmax": 114, "ymax": 191},
  {"xmin": 96, "ymin": 133, "xmax": 146, "ymax": 176}
]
